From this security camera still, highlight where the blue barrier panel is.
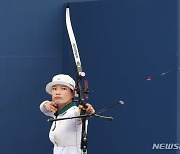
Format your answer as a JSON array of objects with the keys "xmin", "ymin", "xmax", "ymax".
[{"xmin": 63, "ymin": 1, "xmax": 177, "ymax": 154}]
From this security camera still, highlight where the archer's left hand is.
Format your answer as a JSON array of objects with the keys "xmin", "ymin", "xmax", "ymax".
[{"xmin": 78, "ymin": 103, "xmax": 95, "ymax": 115}]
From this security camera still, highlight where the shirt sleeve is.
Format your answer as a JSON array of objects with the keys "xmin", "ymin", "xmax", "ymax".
[
  {"xmin": 39, "ymin": 100, "xmax": 54, "ymax": 117},
  {"xmin": 71, "ymin": 106, "xmax": 88, "ymax": 128}
]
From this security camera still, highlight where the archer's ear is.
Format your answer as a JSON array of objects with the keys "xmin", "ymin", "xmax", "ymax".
[{"xmin": 71, "ymin": 90, "xmax": 75, "ymax": 98}]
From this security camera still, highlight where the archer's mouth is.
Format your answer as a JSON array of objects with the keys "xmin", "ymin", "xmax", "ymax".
[{"xmin": 54, "ymin": 97, "xmax": 62, "ymax": 99}]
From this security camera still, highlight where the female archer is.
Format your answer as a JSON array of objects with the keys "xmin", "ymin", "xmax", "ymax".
[{"xmin": 40, "ymin": 74, "xmax": 95, "ymax": 154}]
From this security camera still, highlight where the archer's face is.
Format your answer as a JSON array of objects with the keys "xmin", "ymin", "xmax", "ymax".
[{"xmin": 51, "ymin": 85, "xmax": 74, "ymax": 106}]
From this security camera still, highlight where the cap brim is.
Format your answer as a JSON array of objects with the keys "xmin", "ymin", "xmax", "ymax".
[{"xmin": 46, "ymin": 81, "xmax": 74, "ymax": 95}]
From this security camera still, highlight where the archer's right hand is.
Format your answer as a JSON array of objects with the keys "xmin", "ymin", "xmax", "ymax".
[{"xmin": 43, "ymin": 101, "xmax": 58, "ymax": 113}]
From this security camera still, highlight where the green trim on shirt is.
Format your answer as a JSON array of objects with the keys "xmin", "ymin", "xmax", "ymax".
[{"xmin": 57, "ymin": 102, "xmax": 76, "ymax": 115}]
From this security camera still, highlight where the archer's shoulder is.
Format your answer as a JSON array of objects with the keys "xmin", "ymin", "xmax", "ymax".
[{"xmin": 67, "ymin": 105, "xmax": 80, "ymax": 116}]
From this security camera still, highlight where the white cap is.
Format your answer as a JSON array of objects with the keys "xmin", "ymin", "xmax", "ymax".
[{"xmin": 46, "ymin": 74, "xmax": 76, "ymax": 95}]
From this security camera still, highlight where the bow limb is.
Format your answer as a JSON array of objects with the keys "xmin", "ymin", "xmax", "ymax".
[{"xmin": 66, "ymin": 6, "xmax": 83, "ymax": 75}]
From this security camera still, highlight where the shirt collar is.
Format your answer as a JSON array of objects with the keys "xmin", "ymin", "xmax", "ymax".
[{"xmin": 57, "ymin": 102, "xmax": 76, "ymax": 115}]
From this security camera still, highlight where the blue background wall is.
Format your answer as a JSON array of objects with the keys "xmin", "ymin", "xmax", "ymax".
[{"xmin": 0, "ymin": 0, "xmax": 178, "ymax": 154}]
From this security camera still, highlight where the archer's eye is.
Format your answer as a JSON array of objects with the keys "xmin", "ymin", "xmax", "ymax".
[
  {"xmin": 62, "ymin": 87, "xmax": 67, "ymax": 90},
  {"xmin": 52, "ymin": 87, "xmax": 57, "ymax": 90}
]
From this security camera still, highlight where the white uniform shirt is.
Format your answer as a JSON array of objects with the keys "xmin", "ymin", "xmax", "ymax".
[{"xmin": 40, "ymin": 101, "xmax": 84, "ymax": 154}]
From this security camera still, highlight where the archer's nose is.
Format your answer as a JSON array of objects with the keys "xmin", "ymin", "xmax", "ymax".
[{"xmin": 56, "ymin": 92, "xmax": 61, "ymax": 95}]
